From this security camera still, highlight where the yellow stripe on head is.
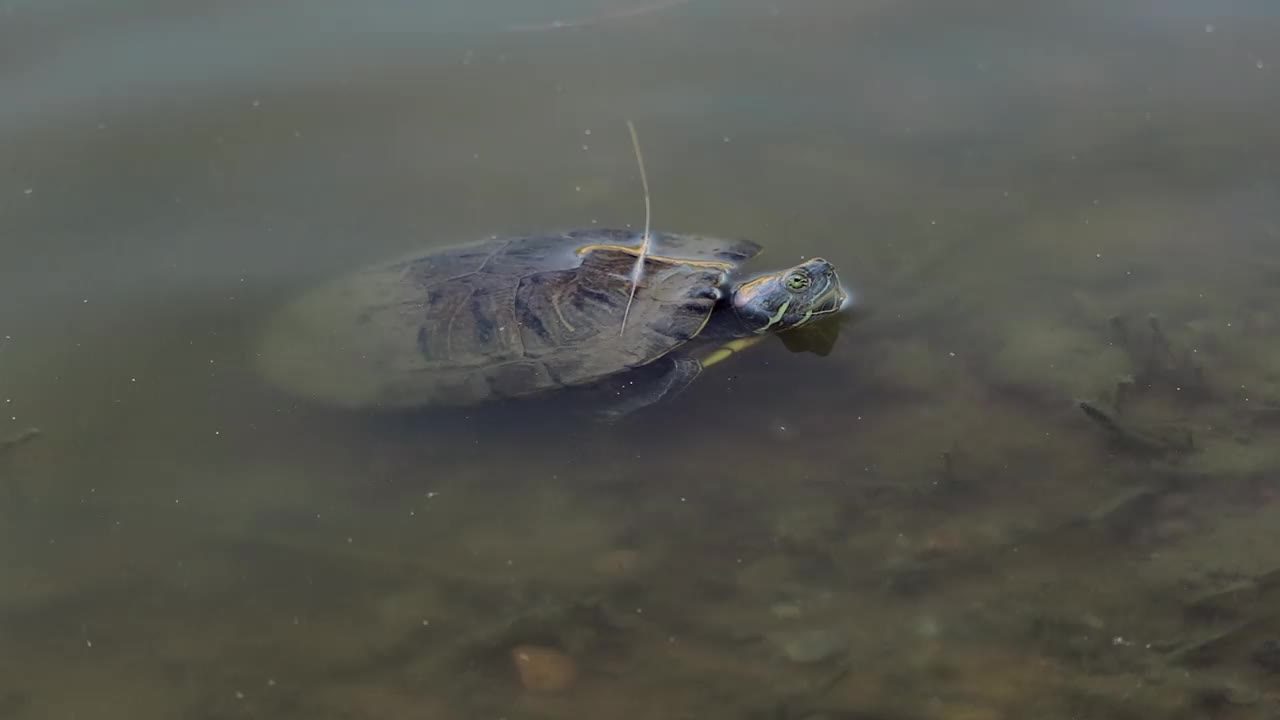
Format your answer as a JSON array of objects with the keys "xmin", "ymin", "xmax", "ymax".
[{"xmin": 756, "ymin": 299, "xmax": 791, "ymax": 333}]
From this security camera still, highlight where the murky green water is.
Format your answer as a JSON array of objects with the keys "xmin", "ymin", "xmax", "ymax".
[{"xmin": 4, "ymin": 0, "xmax": 1280, "ymax": 717}]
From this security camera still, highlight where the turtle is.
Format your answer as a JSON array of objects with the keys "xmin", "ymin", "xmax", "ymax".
[{"xmin": 256, "ymin": 228, "xmax": 851, "ymax": 418}]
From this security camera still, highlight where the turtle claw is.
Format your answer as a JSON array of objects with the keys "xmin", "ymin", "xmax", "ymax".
[{"xmin": 699, "ymin": 287, "xmax": 723, "ymax": 301}]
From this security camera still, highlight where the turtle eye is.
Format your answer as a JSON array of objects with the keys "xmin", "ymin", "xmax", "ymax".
[{"xmin": 784, "ymin": 272, "xmax": 811, "ymax": 292}]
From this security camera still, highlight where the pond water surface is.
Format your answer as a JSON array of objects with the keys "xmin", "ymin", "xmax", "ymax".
[{"xmin": 3, "ymin": 1, "xmax": 1280, "ymax": 718}]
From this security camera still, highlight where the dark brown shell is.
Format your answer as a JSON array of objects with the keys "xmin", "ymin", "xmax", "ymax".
[{"xmin": 257, "ymin": 229, "xmax": 761, "ymax": 408}]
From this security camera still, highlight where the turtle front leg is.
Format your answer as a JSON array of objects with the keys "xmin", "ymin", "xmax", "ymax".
[{"xmin": 595, "ymin": 355, "xmax": 703, "ymax": 422}]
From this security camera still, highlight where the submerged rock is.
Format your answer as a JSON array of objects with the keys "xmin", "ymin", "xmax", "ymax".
[
  {"xmin": 591, "ymin": 548, "xmax": 645, "ymax": 578},
  {"xmin": 1209, "ymin": 679, "xmax": 1261, "ymax": 707},
  {"xmin": 765, "ymin": 628, "xmax": 849, "ymax": 664},
  {"xmin": 770, "ymin": 601, "xmax": 805, "ymax": 619},
  {"xmin": 510, "ymin": 644, "xmax": 577, "ymax": 692},
  {"xmin": 1252, "ymin": 639, "xmax": 1280, "ymax": 673}
]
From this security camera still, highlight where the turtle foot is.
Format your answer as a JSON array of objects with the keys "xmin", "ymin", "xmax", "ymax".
[{"xmin": 593, "ymin": 355, "xmax": 702, "ymax": 422}]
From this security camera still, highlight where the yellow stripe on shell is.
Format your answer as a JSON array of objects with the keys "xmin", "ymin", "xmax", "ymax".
[{"xmin": 574, "ymin": 243, "xmax": 737, "ymax": 270}]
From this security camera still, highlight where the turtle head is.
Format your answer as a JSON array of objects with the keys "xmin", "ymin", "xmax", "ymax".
[{"xmin": 729, "ymin": 257, "xmax": 850, "ymax": 334}]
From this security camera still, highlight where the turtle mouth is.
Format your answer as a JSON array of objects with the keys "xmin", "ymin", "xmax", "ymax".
[
  {"xmin": 819, "ymin": 284, "xmax": 851, "ymax": 315},
  {"xmin": 836, "ymin": 285, "xmax": 853, "ymax": 311}
]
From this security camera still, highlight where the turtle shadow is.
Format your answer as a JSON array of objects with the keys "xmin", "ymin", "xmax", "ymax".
[{"xmin": 356, "ymin": 378, "xmax": 678, "ymax": 441}]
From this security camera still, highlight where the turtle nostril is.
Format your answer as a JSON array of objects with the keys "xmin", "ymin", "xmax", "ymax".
[{"xmin": 806, "ymin": 258, "xmax": 834, "ymax": 274}]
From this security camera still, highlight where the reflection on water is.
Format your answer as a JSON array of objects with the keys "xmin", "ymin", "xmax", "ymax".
[{"xmin": 3, "ymin": 0, "xmax": 1280, "ymax": 717}]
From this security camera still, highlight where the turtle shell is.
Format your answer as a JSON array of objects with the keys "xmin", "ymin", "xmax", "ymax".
[{"xmin": 256, "ymin": 229, "xmax": 762, "ymax": 408}]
